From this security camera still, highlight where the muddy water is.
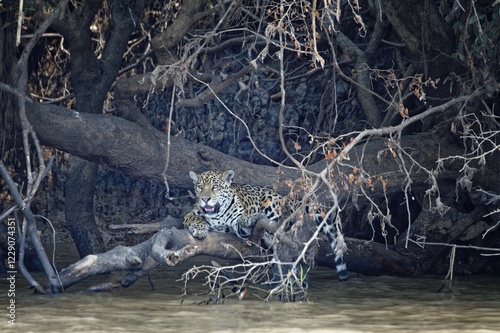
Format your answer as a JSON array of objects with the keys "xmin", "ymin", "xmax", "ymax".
[{"xmin": 1, "ymin": 244, "xmax": 499, "ymax": 333}]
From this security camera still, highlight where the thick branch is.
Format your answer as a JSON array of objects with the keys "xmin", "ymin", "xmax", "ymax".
[
  {"xmin": 26, "ymin": 101, "xmax": 281, "ymax": 189},
  {"xmin": 58, "ymin": 227, "xmax": 263, "ymax": 290},
  {"xmin": 151, "ymin": 0, "xmax": 208, "ymax": 64},
  {"xmin": 57, "ymin": 226, "xmax": 421, "ymax": 291},
  {"xmin": 26, "ymin": 99, "xmax": 500, "ymax": 196},
  {"xmin": 334, "ymin": 24, "xmax": 386, "ymax": 127},
  {"xmin": 176, "ymin": 65, "xmax": 253, "ymax": 108}
]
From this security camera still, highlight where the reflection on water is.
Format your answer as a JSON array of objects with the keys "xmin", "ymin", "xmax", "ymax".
[{"xmin": 0, "ymin": 244, "xmax": 499, "ymax": 333}]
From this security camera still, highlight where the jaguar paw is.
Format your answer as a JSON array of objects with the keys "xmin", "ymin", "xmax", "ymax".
[{"xmin": 188, "ymin": 226, "xmax": 208, "ymax": 239}]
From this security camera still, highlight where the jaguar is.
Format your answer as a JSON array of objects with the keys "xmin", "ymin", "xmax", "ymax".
[{"xmin": 183, "ymin": 169, "xmax": 348, "ymax": 281}]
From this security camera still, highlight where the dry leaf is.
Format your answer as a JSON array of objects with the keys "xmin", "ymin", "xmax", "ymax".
[{"xmin": 380, "ymin": 176, "xmax": 388, "ymax": 192}]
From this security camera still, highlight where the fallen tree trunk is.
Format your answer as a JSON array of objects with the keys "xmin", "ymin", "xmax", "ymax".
[{"xmin": 57, "ymin": 227, "xmax": 421, "ymax": 292}]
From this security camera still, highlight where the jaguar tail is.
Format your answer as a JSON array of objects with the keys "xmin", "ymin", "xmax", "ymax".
[{"xmin": 320, "ymin": 220, "xmax": 348, "ymax": 281}]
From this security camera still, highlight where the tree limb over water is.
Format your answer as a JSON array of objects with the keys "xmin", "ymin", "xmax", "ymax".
[{"xmin": 57, "ymin": 227, "xmax": 419, "ymax": 292}]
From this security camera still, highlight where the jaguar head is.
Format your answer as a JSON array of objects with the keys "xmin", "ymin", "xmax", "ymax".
[{"xmin": 189, "ymin": 170, "xmax": 235, "ymax": 216}]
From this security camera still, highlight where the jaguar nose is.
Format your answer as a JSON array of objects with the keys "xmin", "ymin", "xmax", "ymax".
[{"xmin": 201, "ymin": 196, "xmax": 211, "ymax": 204}]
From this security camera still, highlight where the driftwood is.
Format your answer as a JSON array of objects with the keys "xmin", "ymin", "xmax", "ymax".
[
  {"xmin": 59, "ymin": 227, "xmax": 266, "ymax": 291},
  {"xmin": 57, "ymin": 224, "xmax": 422, "ymax": 292},
  {"xmin": 61, "ymin": 210, "xmax": 424, "ymax": 292}
]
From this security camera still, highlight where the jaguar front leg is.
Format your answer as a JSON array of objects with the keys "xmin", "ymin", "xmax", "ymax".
[{"xmin": 183, "ymin": 211, "xmax": 209, "ymax": 239}]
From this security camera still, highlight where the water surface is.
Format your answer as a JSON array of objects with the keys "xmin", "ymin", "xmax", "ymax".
[{"xmin": 1, "ymin": 245, "xmax": 499, "ymax": 333}]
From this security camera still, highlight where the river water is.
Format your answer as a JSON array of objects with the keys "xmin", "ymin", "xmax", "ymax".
[{"xmin": 1, "ymin": 245, "xmax": 499, "ymax": 333}]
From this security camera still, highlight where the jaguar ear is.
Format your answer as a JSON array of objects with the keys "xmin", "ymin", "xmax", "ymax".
[
  {"xmin": 222, "ymin": 170, "xmax": 235, "ymax": 183},
  {"xmin": 189, "ymin": 171, "xmax": 199, "ymax": 183}
]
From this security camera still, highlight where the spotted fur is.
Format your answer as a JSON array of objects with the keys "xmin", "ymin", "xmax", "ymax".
[{"xmin": 183, "ymin": 170, "xmax": 348, "ymax": 281}]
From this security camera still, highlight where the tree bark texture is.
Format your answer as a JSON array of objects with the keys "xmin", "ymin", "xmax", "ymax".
[
  {"xmin": 64, "ymin": 157, "xmax": 105, "ymax": 257},
  {"xmin": 26, "ymin": 100, "xmax": 500, "ymax": 196}
]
